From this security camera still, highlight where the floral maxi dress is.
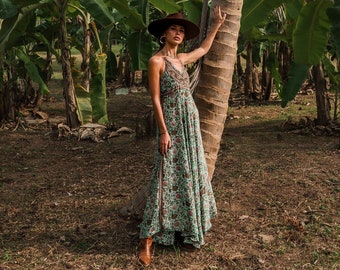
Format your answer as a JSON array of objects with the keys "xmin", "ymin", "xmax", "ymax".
[{"xmin": 139, "ymin": 57, "xmax": 217, "ymax": 248}]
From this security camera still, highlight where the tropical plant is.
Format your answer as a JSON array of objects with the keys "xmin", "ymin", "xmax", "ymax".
[
  {"xmin": 239, "ymin": 0, "xmax": 339, "ymax": 125},
  {"xmin": 0, "ymin": 0, "xmax": 54, "ymax": 122}
]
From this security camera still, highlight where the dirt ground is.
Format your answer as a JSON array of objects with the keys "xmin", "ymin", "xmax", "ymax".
[{"xmin": 0, "ymin": 81, "xmax": 339, "ymax": 270}]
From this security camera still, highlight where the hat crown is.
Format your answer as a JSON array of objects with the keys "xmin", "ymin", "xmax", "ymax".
[
  {"xmin": 165, "ymin": 13, "xmax": 184, "ymax": 20},
  {"xmin": 148, "ymin": 12, "xmax": 200, "ymax": 40}
]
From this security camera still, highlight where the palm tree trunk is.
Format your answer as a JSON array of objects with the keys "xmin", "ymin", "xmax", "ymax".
[{"xmin": 194, "ymin": 0, "xmax": 243, "ymax": 180}]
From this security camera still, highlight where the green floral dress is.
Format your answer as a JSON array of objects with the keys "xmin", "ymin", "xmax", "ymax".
[{"xmin": 139, "ymin": 57, "xmax": 217, "ymax": 248}]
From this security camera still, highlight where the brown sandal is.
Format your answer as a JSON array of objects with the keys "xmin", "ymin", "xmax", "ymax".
[{"xmin": 138, "ymin": 237, "xmax": 152, "ymax": 266}]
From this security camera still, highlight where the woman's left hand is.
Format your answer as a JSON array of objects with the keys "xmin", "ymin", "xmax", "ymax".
[{"xmin": 213, "ymin": 6, "xmax": 227, "ymax": 26}]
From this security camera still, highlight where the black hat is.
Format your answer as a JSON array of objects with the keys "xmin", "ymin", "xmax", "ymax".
[{"xmin": 148, "ymin": 13, "xmax": 200, "ymax": 40}]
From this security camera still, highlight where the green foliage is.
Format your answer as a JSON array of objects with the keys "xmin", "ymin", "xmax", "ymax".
[
  {"xmin": 279, "ymin": 62, "xmax": 310, "ymax": 107},
  {"xmin": 0, "ymin": 0, "xmax": 18, "ymax": 18},
  {"xmin": 108, "ymin": 0, "xmax": 145, "ymax": 30},
  {"xmin": 80, "ymin": 0, "xmax": 115, "ymax": 27},
  {"xmin": 90, "ymin": 53, "xmax": 109, "ymax": 124},
  {"xmin": 284, "ymin": 0, "xmax": 303, "ymax": 20},
  {"xmin": 322, "ymin": 56, "xmax": 339, "ymax": 90},
  {"xmin": 127, "ymin": 31, "xmax": 153, "ymax": 71},
  {"xmin": 75, "ymin": 85, "xmax": 93, "ymax": 124},
  {"xmin": 327, "ymin": 0, "xmax": 340, "ymax": 60},
  {"xmin": 180, "ymin": 0, "xmax": 203, "ymax": 25},
  {"xmin": 241, "ymin": 0, "xmax": 284, "ymax": 32},
  {"xmin": 240, "ymin": 0, "xmax": 339, "ymax": 110},
  {"xmin": 72, "ymin": 65, "xmax": 93, "ymax": 124},
  {"xmin": 0, "ymin": 1, "xmax": 52, "ymax": 52},
  {"xmin": 0, "ymin": 14, "xmax": 18, "ymax": 50},
  {"xmin": 149, "ymin": 0, "xmax": 180, "ymax": 14},
  {"xmin": 292, "ymin": 0, "xmax": 333, "ymax": 65},
  {"xmin": 267, "ymin": 51, "xmax": 282, "ymax": 93},
  {"xmin": 16, "ymin": 48, "xmax": 49, "ymax": 94}
]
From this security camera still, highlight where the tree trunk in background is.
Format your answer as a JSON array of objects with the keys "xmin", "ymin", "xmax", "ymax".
[
  {"xmin": 0, "ymin": 82, "xmax": 16, "ymax": 122},
  {"xmin": 262, "ymin": 49, "xmax": 270, "ymax": 100},
  {"xmin": 59, "ymin": 0, "xmax": 79, "ymax": 128},
  {"xmin": 194, "ymin": 0, "xmax": 243, "ymax": 180},
  {"xmin": 236, "ymin": 54, "xmax": 243, "ymax": 81},
  {"xmin": 313, "ymin": 63, "xmax": 331, "ymax": 125},
  {"xmin": 244, "ymin": 42, "xmax": 253, "ymax": 98},
  {"xmin": 262, "ymin": 49, "xmax": 274, "ymax": 101},
  {"xmin": 278, "ymin": 41, "xmax": 290, "ymax": 83},
  {"xmin": 81, "ymin": 14, "xmax": 91, "ymax": 93}
]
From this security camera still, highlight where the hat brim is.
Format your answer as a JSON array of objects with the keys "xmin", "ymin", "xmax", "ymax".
[{"xmin": 148, "ymin": 18, "xmax": 200, "ymax": 40}]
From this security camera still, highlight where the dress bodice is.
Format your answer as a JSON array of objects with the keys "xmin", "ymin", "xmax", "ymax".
[{"xmin": 160, "ymin": 57, "xmax": 190, "ymax": 98}]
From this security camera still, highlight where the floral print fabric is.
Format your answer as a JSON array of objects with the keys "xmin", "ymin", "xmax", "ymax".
[{"xmin": 139, "ymin": 57, "xmax": 217, "ymax": 248}]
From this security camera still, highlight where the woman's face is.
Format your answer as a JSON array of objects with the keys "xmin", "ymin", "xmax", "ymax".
[{"xmin": 164, "ymin": 24, "xmax": 186, "ymax": 44}]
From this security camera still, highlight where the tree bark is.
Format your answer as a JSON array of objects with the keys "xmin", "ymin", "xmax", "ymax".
[
  {"xmin": 278, "ymin": 41, "xmax": 290, "ymax": 83},
  {"xmin": 312, "ymin": 63, "xmax": 331, "ymax": 125},
  {"xmin": 0, "ymin": 82, "xmax": 15, "ymax": 122},
  {"xmin": 59, "ymin": 0, "xmax": 79, "ymax": 128},
  {"xmin": 194, "ymin": 0, "xmax": 243, "ymax": 180},
  {"xmin": 244, "ymin": 42, "xmax": 253, "ymax": 97},
  {"xmin": 80, "ymin": 14, "xmax": 91, "ymax": 93}
]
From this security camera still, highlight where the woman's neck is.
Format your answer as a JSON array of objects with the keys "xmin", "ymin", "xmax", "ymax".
[{"xmin": 161, "ymin": 47, "xmax": 178, "ymax": 59}]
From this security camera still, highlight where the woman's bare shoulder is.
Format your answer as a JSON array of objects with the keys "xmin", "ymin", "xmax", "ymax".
[{"xmin": 149, "ymin": 53, "xmax": 164, "ymax": 68}]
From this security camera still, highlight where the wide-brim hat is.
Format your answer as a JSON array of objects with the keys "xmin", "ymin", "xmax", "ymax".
[{"xmin": 148, "ymin": 13, "xmax": 200, "ymax": 40}]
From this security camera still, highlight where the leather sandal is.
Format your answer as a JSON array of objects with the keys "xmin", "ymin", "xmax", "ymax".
[{"xmin": 138, "ymin": 237, "xmax": 152, "ymax": 266}]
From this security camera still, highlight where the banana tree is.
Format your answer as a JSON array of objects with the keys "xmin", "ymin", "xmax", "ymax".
[
  {"xmin": 327, "ymin": 0, "xmax": 340, "ymax": 120},
  {"xmin": 70, "ymin": 0, "xmax": 203, "ymax": 124},
  {"xmin": 289, "ymin": 0, "xmax": 333, "ymax": 126},
  {"xmin": 240, "ymin": 0, "xmax": 339, "ymax": 125},
  {"xmin": 0, "ymin": 0, "xmax": 54, "ymax": 122}
]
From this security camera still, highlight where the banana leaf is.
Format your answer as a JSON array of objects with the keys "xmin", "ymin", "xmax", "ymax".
[
  {"xmin": 292, "ymin": 0, "xmax": 333, "ymax": 65},
  {"xmin": 109, "ymin": 0, "xmax": 145, "ymax": 30},
  {"xmin": 241, "ymin": 0, "xmax": 284, "ymax": 32},
  {"xmin": 0, "ymin": 0, "xmax": 18, "ymax": 19},
  {"xmin": 72, "ymin": 67, "xmax": 93, "ymax": 124},
  {"xmin": 327, "ymin": 0, "xmax": 340, "ymax": 59},
  {"xmin": 267, "ymin": 51, "xmax": 282, "ymax": 94},
  {"xmin": 322, "ymin": 56, "xmax": 339, "ymax": 89},
  {"xmin": 149, "ymin": 0, "xmax": 180, "ymax": 14},
  {"xmin": 0, "ymin": 14, "xmax": 18, "ymax": 48},
  {"xmin": 131, "ymin": 0, "xmax": 148, "ymax": 22},
  {"xmin": 16, "ymin": 49, "xmax": 49, "ymax": 94},
  {"xmin": 75, "ymin": 84, "xmax": 93, "ymax": 124},
  {"xmin": 181, "ymin": 0, "xmax": 203, "ymax": 25},
  {"xmin": 0, "ymin": 1, "xmax": 52, "ymax": 51},
  {"xmin": 90, "ymin": 53, "xmax": 108, "ymax": 124},
  {"xmin": 80, "ymin": 0, "xmax": 115, "ymax": 27},
  {"xmin": 285, "ymin": 0, "xmax": 303, "ymax": 20},
  {"xmin": 280, "ymin": 61, "xmax": 310, "ymax": 107},
  {"xmin": 127, "ymin": 31, "xmax": 153, "ymax": 71}
]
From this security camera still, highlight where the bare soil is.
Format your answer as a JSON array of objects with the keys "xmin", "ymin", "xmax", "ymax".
[{"xmin": 0, "ymin": 80, "xmax": 339, "ymax": 270}]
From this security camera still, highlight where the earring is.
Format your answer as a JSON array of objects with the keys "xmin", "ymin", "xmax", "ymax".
[{"xmin": 159, "ymin": 36, "xmax": 166, "ymax": 44}]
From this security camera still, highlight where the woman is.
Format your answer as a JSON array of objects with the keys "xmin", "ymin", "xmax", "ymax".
[{"xmin": 138, "ymin": 6, "xmax": 226, "ymax": 267}]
